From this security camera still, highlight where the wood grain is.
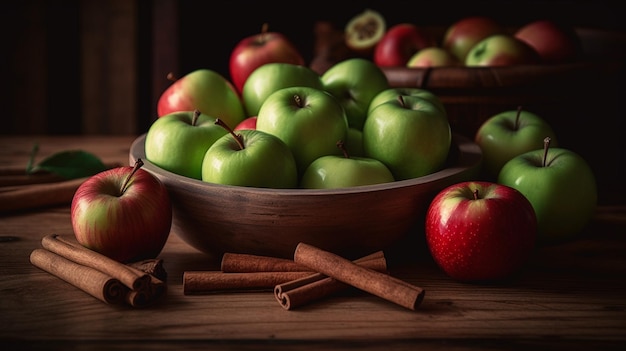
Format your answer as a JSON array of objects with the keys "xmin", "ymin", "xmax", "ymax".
[{"xmin": 1, "ymin": 136, "xmax": 625, "ymax": 350}]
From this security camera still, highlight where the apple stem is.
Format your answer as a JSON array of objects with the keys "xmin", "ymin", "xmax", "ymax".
[
  {"xmin": 294, "ymin": 94, "xmax": 305, "ymax": 108},
  {"xmin": 166, "ymin": 72, "xmax": 177, "ymax": 81},
  {"xmin": 473, "ymin": 189, "xmax": 479, "ymax": 200},
  {"xmin": 120, "ymin": 158, "xmax": 144, "ymax": 195},
  {"xmin": 191, "ymin": 109, "xmax": 201, "ymax": 126},
  {"xmin": 542, "ymin": 137, "xmax": 551, "ymax": 167},
  {"xmin": 215, "ymin": 118, "xmax": 245, "ymax": 150},
  {"xmin": 336, "ymin": 140, "xmax": 350, "ymax": 158},
  {"xmin": 397, "ymin": 95, "xmax": 406, "ymax": 108},
  {"xmin": 515, "ymin": 105, "xmax": 523, "ymax": 129}
]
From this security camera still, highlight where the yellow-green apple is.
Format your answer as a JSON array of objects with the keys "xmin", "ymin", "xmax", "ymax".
[
  {"xmin": 367, "ymin": 87, "xmax": 446, "ymax": 116},
  {"xmin": 229, "ymin": 23, "xmax": 305, "ymax": 94},
  {"xmin": 363, "ymin": 95, "xmax": 451, "ymax": 180},
  {"xmin": 406, "ymin": 47, "xmax": 461, "ymax": 68},
  {"xmin": 321, "ymin": 57, "xmax": 389, "ymax": 130},
  {"xmin": 344, "ymin": 8, "xmax": 387, "ymax": 55},
  {"xmin": 465, "ymin": 34, "xmax": 541, "ymax": 66},
  {"xmin": 300, "ymin": 140, "xmax": 394, "ymax": 189},
  {"xmin": 157, "ymin": 69, "xmax": 246, "ymax": 128},
  {"xmin": 515, "ymin": 19, "xmax": 583, "ymax": 64},
  {"xmin": 202, "ymin": 120, "xmax": 298, "ymax": 189},
  {"xmin": 498, "ymin": 137, "xmax": 598, "ymax": 245},
  {"xmin": 373, "ymin": 23, "xmax": 436, "ymax": 67},
  {"xmin": 71, "ymin": 159, "xmax": 172, "ymax": 263},
  {"xmin": 425, "ymin": 181, "xmax": 537, "ymax": 282},
  {"xmin": 474, "ymin": 106, "xmax": 559, "ymax": 178},
  {"xmin": 145, "ymin": 110, "xmax": 228, "ymax": 180},
  {"xmin": 234, "ymin": 116, "xmax": 257, "ymax": 131},
  {"xmin": 241, "ymin": 62, "xmax": 323, "ymax": 117},
  {"xmin": 442, "ymin": 16, "xmax": 504, "ymax": 62},
  {"xmin": 256, "ymin": 86, "xmax": 349, "ymax": 176}
]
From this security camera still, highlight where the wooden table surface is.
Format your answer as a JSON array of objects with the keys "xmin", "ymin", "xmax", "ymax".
[{"xmin": 1, "ymin": 135, "xmax": 625, "ymax": 350}]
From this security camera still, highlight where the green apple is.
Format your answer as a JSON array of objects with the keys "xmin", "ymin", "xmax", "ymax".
[
  {"xmin": 157, "ymin": 69, "xmax": 246, "ymax": 128},
  {"xmin": 202, "ymin": 120, "xmax": 298, "ymax": 189},
  {"xmin": 301, "ymin": 140, "xmax": 395, "ymax": 189},
  {"xmin": 241, "ymin": 62, "xmax": 324, "ymax": 117},
  {"xmin": 321, "ymin": 57, "xmax": 389, "ymax": 130},
  {"xmin": 465, "ymin": 34, "xmax": 540, "ymax": 67},
  {"xmin": 256, "ymin": 86, "xmax": 348, "ymax": 176},
  {"xmin": 345, "ymin": 127, "xmax": 364, "ymax": 157},
  {"xmin": 145, "ymin": 110, "xmax": 228, "ymax": 180},
  {"xmin": 367, "ymin": 87, "xmax": 446, "ymax": 116},
  {"xmin": 363, "ymin": 95, "xmax": 451, "ymax": 180},
  {"xmin": 498, "ymin": 137, "xmax": 598, "ymax": 244},
  {"xmin": 475, "ymin": 106, "xmax": 559, "ymax": 178}
]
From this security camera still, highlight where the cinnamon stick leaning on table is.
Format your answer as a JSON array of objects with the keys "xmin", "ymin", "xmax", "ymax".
[
  {"xmin": 274, "ymin": 250, "xmax": 388, "ymax": 310},
  {"xmin": 293, "ymin": 243, "xmax": 425, "ymax": 311}
]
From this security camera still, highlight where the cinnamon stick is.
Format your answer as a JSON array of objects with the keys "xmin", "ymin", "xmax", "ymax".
[
  {"xmin": 41, "ymin": 234, "xmax": 151, "ymax": 291},
  {"xmin": 293, "ymin": 243, "xmax": 425, "ymax": 311},
  {"xmin": 275, "ymin": 252, "xmax": 388, "ymax": 310},
  {"xmin": 30, "ymin": 248, "xmax": 128, "ymax": 304},
  {"xmin": 183, "ymin": 271, "xmax": 312, "ymax": 294},
  {"xmin": 0, "ymin": 177, "xmax": 87, "ymax": 212},
  {"xmin": 221, "ymin": 252, "xmax": 312, "ymax": 272}
]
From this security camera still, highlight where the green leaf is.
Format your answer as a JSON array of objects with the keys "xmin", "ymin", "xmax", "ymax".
[{"xmin": 29, "ymin": 150, "xmax": 108, "ymax": 179}]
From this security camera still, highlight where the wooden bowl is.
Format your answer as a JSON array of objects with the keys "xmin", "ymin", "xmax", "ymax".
[{"xmin": 129, "ymin": 133, "xmax": 482, "ymax": 259}]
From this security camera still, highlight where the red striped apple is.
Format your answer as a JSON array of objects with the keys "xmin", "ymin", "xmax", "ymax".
[{"xmin": 71, "ymin": 159, "xmax": 172, "ymax": 263}]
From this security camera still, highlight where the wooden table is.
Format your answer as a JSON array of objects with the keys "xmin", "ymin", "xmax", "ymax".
[{"xmin": 1, "ymin": 135, "xmax": 625, "ymax": 350}]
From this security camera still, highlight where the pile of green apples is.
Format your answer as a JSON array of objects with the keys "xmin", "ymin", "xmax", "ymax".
[{"xmin": 145, "ymin": 58, "xmax": 451, "ymax": 190}]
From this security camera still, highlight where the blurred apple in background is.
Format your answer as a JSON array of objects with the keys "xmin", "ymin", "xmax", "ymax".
[
  {"xmin": 374, "ymin": 23, "xmax": 436, "ymax": 67},
  {"xmin": 256, "ymin": 86, "xmax": 349, "ymax": 176},
  {"xmin": 465, "ymin": 34, "xmax": 541, "ymax": 66},
  {"xmin": 300, "ymin": 140, "xmax": 395, "ymax": 189},
  {"xmin": 71, "ymin": 159, "xmax": 172, "ymax": 263},
  {"xmin": 498, "ymin": 137, "xmax": 598, "ymax": 245},
  {"xmin": 442, "ymin": 16, "xmax": 504, "ymax": 62},
  {"xmin": 321, "ymin": 57, "xmax": 389, "ymax": 130},
  {"xmin": 241, "ymin": 62, "xmax": 323, "ymax": 117},
  {"xmin": 425, "ymin": 181, "xmax": 537, "ymax": 282},
  {"xmin": 157, "ymin": 69, "xmax": 246, "ymax": 129},
  {"xmin": 515, "ymin": 19, "xmax": 583, "ymax": 64},
  {"xmin": 344, "ymin": 8, "xmax": 387, "ymax": 55},
  {"xmin": 229, "ymin": 23, "xmax": 305, "ymax": 94},
  {"xmin": 474, "ymin": 106, "xmax": 558, "ymax": 178},
  {"xmin": 406, "ymin": 47, "xmax": 461, "ymax": 68}
]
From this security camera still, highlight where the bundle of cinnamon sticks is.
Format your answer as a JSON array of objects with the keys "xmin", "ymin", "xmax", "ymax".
[
  {"xmin": 184, "ymin": 243, "xmax": 425, "ymax": 311},
  {"xmin": 30, "ymin": 234, "xmax": 166, "ymax": 307}
]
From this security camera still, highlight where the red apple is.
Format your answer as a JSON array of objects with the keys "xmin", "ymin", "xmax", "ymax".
[
  {"xmin": 229, "ymin": 23, "xmax": 305, "ymax": 94},
  {"xmin": 515, "ymin": 19, "xmax": 583, "ymax": 64},
  {"xmin": 374, "ymin": 23, "xmax": 436, "ymax": 67},
  {"xmin": 234, "ymin": 116, "xmax": 257, "ymax": 131},
  {"xmin": 442, "ymin": 16, "xmax": 504, "ymax": 62},
  {"xmin": 71, "ymin": 159, "xmax": 172, "ymax": 263},
  {"xmin": 425, "ymin": 181, "xmax": 537, "ymax": 282}
]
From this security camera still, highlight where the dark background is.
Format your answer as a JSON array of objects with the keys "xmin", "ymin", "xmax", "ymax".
[{"xmin": 1, "ymin": 0, "xmax": 624, "ymax": 135}]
